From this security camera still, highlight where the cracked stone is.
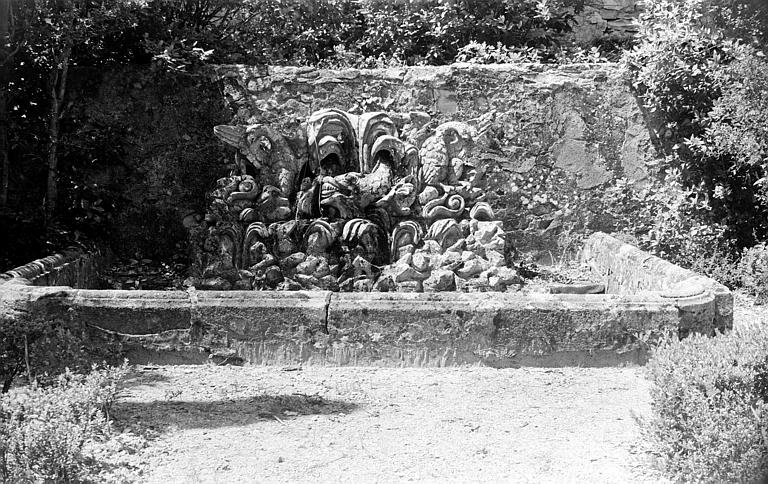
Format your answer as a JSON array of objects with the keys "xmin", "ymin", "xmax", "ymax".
[{"xmin": 423, "ymin": 269, "xmax": 456, "ymax": 292}]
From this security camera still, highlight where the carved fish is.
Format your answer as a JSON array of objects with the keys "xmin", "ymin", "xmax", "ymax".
[{"xmin": 213, "ymin": 124, "xmax": 302, "ymax": 198}]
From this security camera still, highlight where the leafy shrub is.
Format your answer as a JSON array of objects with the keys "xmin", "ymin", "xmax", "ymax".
[
  {"xmin": 0, "ymin": 364, "xmax": 131, "ymax": 483},
  {"xmin": 456, "ymin": 41, "xmax": 542, "ymax": 64},
  {"xmin": 622, "ymin": 0, "xmax": 740, "ymax": 164},
  {"xmin": 645, "ymin": 327, "xmax": 768, "ymax": 482},
  {"xmin": 739, "ymin": 243, "xmax": 768, "ymax": 303},
  {"xmin": 622, "ymin": 0, "xmax": 768, "ymax": 253},
  {"xmin": 137, "ymin": 0, "xmax": 584, "ymax": 68},
  {"xmin": 354, "ymin": 0, "xmax": 579, "ymax": 65},
  {"xmin": 602, "ymin": 173, "xmax": 740, "ymax": 286}
]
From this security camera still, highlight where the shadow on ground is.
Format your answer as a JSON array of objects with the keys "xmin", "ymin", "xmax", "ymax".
[{"xmin": 114, "ymin": 393, "xmax": 359, "ymax": 432}]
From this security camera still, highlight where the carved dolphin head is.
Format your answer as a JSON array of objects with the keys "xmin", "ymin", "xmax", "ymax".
[{"xmin": 370, "ymin": 135, "xmax": 405, "ymax": 172}]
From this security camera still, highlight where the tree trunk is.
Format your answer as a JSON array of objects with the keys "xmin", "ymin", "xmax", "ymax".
[
  {"xmin": 0, "ymin": 0, "xmax": 10, "ymax": 208},
  {"xmin": 45, "ymin": 92, "xmax": 59, "ymax": 222},
  {"xmin": 45, "ymin": 46, "xmax": 70, "ymax": 224},
  {"xmin": 0, "ymin": 66, "xmax": 9, "ymax": 209}
]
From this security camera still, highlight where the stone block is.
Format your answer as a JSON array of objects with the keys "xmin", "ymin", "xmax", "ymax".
[
  {"xmin": 326, "ymin": 292, "xmax": 498, "ymax": 366},
  {"xmin": 65, "ymin": 289, "xmax": 193, "ymax": 334},
  {"xmin": 423, "ymin": 269, "xmax": 456, "ymax": 292}
]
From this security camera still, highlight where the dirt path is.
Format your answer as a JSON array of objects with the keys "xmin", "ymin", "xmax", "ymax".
[{"xmin": 117, "ymin": 365, "xmax": 664, "ymax": 483}]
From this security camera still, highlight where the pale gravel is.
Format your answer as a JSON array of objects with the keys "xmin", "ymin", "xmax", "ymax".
[
  {"xmin": 117, "ymin": 365, "xmax": 665, "ymax": 484},
  {"xmin": 115, "ymin": 291, "xmax": 768, "ymax": 484}
]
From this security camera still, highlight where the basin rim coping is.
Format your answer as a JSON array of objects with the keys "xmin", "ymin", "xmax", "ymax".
[{"xmin": 1, "ymin": 283, "xmax": 715, "ymax": 312}]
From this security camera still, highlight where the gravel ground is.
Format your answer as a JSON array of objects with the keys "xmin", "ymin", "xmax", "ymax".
[
  {"xmin": 116, "ymin": 365, "xmax": 664, "ymax": 483},
  {"xmin": 110, "ymin": 291, "xmax": 767, "ymax": 483}
]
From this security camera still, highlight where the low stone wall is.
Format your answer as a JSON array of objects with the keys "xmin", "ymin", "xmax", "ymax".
[
  {"xmin": 581, "ymin": 232, "xmax": 733, "ymax": 332},
  {"xmin": 216, "ymin": 62, "xmax": 653, "ymax": 258},
  {"xmin": 0, "ymin": 232, "xmax": 730, "ymax": 367},
  {"xmin": 0, "ymin": 284, "xmax": 714, "ymax": 368},
  {"xmin": 0, "ymin": 248, "xmax": 109, "ymax": 289}
]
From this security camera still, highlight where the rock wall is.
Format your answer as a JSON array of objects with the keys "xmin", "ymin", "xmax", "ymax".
[
  {"xmin": 568, "ymin": 0, "xmax": 643, "ymax": 44},
  {"xmin": 215, "ymin": 62, "xmax": 654, "ymax": 260}
]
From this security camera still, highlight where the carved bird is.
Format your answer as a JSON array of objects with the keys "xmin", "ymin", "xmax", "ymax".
[
  {"xmin": 213, "ymin": 124, "xmax": 303, "ymax": 198},
  {"xmin": 418, "ymin": 122, "xmax": 477, "ymax": 190}
]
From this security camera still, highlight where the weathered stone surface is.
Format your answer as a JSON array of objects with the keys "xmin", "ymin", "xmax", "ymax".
[
  {"xmin": 411, "ymin": 252, "xmax": 431, "ymax": 272},
  {"xmin": 326, "ymin": 292, "xmax": 498, "ymax": 366},
  {"xmin": 264, "ymin": 266, "xmax": 284, "ymax": 286},
  {"xmin": 215, "ymin": 63, "xmax": 653, "ymax": 255},
  {"xmin": 199, "ymin": 277, "xmax": 231, "ymax": 290},
  {"xmin": 548, "ymin": 283, "xmax": 606, "ymax": 294},
  {"xmin": 456, "ymin": 259, "xmax": 487, "ymax": 279},
  {"xmin": 423, "ymin": 269, "xmax": 456, "ymax": 292},
  {"xmin": 495, "ymin": 267, "xmax": 523, "ymax": 286},
  {"xmin": 581, "ymin": 232, "xmax": 733, "ymax": 331},
  {"xmin": 0, "ymin": 233, "xmax": 727, "ymax": 367},
  {"xmin": 396, "ymin": 280, "xmax": 423, "ymax": 293},
  {"xmin": 65, "ymin": 289, "xmax": 193, "ymax": 334},
  {"xmin": 373, "ymin": 275, "xmax": 396, "ymax": 292},
  {"xmin": 486, "ymin": 250, "xmax": 506, "ymax": 268},
  {"xmin": 1, "ymin": 248, "xmax": 109, "ymax": 289},
  {"xmin": 296, "ymin": 256, "xmax": 321, "ymax": 276},
  {"xmin": 490, "ymin": 293, "xmax": 680, "ymax": 366},
  {"xmin": 193, "ymin": 290, "xmax": 331, "ymax": 365},
  {"xmin": 552, "ymin": 114, "xmax": 611, "ymax": 189},
  {"xmin": 567, "ymin": 0, "xmax": 641, "ymax": 44}
]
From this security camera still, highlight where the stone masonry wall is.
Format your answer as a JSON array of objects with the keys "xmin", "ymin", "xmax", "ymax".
[
  {"xmin": 568, "ymin": 0, "xmax": 643, "ymax": 44},
  {"xmin": 215, "ymin": 62, "xmax": 654, "ymax": 260}
]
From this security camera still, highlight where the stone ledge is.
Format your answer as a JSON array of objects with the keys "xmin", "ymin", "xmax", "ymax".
[
  {"xmin": 0, "ymin": 279, "xmax": 719, "ymax": 368},
  {"xmin": 0, "ymin": 247, "xmax": 109, "ymax": 289},
  {"xmin": 581, "ymin": 232, "xmax": 733, "ymax": 331}
]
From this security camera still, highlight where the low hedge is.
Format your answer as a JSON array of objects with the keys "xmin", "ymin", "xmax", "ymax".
[{"xmin": 645, "ymin": 324, "xmax": 768, "ymax": 482}]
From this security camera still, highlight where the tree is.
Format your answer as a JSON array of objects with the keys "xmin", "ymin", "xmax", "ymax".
[
  {"xmin": 20, "ymin": 0, "xmax": 139, "ymax": 223},
  {"xmin": 0, "ymin": 0, "xmax": 21, "ymax": 208}
]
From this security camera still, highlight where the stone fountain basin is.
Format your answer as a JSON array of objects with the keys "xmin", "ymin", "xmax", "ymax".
[{"xmin": 0, "ymin": 233, "xmax": 732, "ymax": 367}]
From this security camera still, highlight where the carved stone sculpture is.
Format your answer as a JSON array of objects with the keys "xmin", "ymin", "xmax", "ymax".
[{"xmin": 189, "ymin": 109, "xmax": 518, "ymax": 293}]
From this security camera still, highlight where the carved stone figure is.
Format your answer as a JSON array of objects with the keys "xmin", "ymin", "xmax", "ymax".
[
  {"xmin": 190, "ymin": 108, "xmax": 517, "ymax": 293},
  {"xmin": 213, "ymin": 124, "xmax": 303, "ymax": 222},
  {"xmin": 306, "ymin": 109, "xmax": 358, "ymax": 176},
  {"xmin": 418, "ymin": 122, "xmax": 477, "ymax": 194}
]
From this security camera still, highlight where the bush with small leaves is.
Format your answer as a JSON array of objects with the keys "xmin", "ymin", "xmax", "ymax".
[
  {"xmin": 0, "ymin": 364, "xmax": 132, "ymax": 483},
  {"xmin": 622, "ymin": 0, "xmax": 768, "ymax": 249},
  {"xmin": 645, "ymin": 326, "xmax": 768, "ymax": 482},
  {"xmin": 601, "ymin": 171, "xmax": 740, "ymax": 287},
  {"xmin": 739, "ymin": 243, "xmax": 768, "ymax": 303},
  {"xmin": 1, "ymin": 312, "xmax": 122, "ymax": 392}
]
